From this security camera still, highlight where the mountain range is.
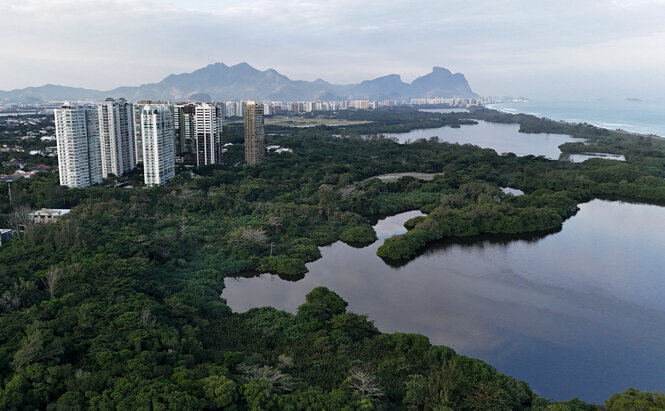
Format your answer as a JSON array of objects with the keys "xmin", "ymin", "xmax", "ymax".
[{"xmin": 0, "ymin": 62, "xmax": 477, "ymax": 103}]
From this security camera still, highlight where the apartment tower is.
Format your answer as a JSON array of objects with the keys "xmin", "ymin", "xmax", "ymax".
[
  {"xmin": 244, "ymin": 101, "xmax": 265, "ymax": 166},
  {"xmin": 54, "ymin": 103, "xmax": 102, "ymax": 188},
  {"xmin": 133, "ymin": 103, "xmax": 144, "ymax": 164},
  {"xmin": 174, "ymin": 103, "xmax": 196, "ymax": 163},
  {"xmin": 141, "ymin": 105, "xmax": 176, "ymax": 186},
  {"xmin": 98, "ymin": 97, "xmax": 135, "ymax": 177},
  {"xmin": 194, "ymin": 103, "xmax": 223, "ymax": 166},
  {"xmin": 134, "ymin": 100, "xmax": 171, "ymax": 164}
]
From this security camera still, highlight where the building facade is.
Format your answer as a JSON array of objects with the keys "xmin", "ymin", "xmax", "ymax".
[
  {"xmin": 133, "ymin": 102, "xmax": 146, "ymax": 164},
  {"xmin": 54, "ymin": 103, "xmax": 102, "ymax": 188},
  {"xmin": 98, "ymin": 98, "xmax": 135, "ymax": 178},
  {"xmin": 194, "ymin": 103, "xmax": 223, "ymax": 166},
  {"xmin": 29, "ymin": 208, "xmax": 71, "ymax": 224},
  {"xmin": 224, "ymin": 101, "xmax": 239, "ymax": 118},
  {"xmin": 135, "ymin": 100, "xmax": 172, "ymax": 165},
  {"xmin": 0, "ymin": 228, "xmax": 12, "ymax": 246},
  {"xmin": 244, "ymin": 101, "xmax": 265, "ymax": 166},
  {"xmin": 174, "ymin": 103, "xmax": 196, "ymax": 163},
  {"xmin": 141, "ymin": 105, "xmax": 176, "ymax": 186}
]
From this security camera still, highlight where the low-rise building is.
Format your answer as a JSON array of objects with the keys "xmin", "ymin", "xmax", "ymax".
[
  {"xmin": 0, "ymin": 175, "xmax": 21, "ymax": 182},
  {"xmin": 0, "ymin": 229, "xmax": 12, "ymax": 246},
  {"xmin": 2, "ymin": 159, "xmax": 27, "ymax": 169},
  {"xmin": 14, "ymin": 169, "xmax": 32, "ymax": 178},
  {"xmin": 29, "ymin": 164, "xmax": 50, "ymax": 173},
  {"xmin": 29, "ymin": 208, "xmax": 71, "ymax": 224}
]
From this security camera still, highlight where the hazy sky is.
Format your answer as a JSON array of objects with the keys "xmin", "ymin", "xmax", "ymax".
[{"xmin": 3, "ymin": 0, "xmax": 665, "ymax": 99}]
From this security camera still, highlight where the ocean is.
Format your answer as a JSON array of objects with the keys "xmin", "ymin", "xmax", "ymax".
[{"xmin": 487, "ymin": 99, "xmax": 665, "ymax": 138}]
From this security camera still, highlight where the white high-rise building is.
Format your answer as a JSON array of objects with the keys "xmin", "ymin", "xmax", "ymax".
[
  {"xmin": 224, "ymin": 101, "xmax": 237, "ymax": 117},
  {"xmin": 194, "ymin": 103, "xmax": 223, "ymax": 166},
  {"xmin": 54, "ymin": 103, "xmax": 102, "ymax": 188},
  {"xmin": 141, "ymin": 105, "xmax": 176, "ymax": 186},
  {"xmin": 98, "ymin": 98, "xmax": 135, "ymax": 178},
  {"xmin": 224, "ymin": 101, "xmax": 244, "ymax": 118},
  {"xmin": 134, "ymin": 100, "xmax": 172, "ymax": 165}
]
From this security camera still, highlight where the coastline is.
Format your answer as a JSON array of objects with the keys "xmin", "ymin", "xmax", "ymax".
[{"xmin": 486, "ymin": 101, "xmax": 665, "ymax": 140}]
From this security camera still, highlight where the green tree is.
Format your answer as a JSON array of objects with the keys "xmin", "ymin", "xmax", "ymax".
[{"xmin": 201, "ymin": 375, "xmax": 238, "ymax": 409}]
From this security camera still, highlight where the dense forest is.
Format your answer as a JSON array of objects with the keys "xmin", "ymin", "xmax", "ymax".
[{"xmin": 1, "ymin": 108, "xmax": 664, "ymax": 409}]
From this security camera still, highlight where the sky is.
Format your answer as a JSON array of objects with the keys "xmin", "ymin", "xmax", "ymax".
[{"xmin": 2, "ymin": 0, "xmax": 665, "ymax": 99}]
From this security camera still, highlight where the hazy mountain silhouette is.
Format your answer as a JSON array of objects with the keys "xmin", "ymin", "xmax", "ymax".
[{"xmin": 0, "ymin": 62, "xmax": 477, "ymax": 103}]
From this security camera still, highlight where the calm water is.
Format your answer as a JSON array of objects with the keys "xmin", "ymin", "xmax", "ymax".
[
  {"xmin": 419, "ymin": 108, "xmax": 470, "ymax": 113},
  {"xmin": 223, "ymin": 200, "xmax": 665, "ymax": 403},
  {"xmin": 501, "ymin": 187, "xmax": 524, "ymax": 196},
  {"xmin": 382, "ymin": 120, "xmax": 579, "ymax": 159},
  {"xmin": 488, "ymin": 100, "xmax": 665, "ymax": 138},
  {"xmin": 568, "ymin": 153, "xmax": 626, "ymax": 163}
]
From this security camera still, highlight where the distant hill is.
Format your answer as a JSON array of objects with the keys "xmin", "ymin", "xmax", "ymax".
[{"xmin": 0, "ymin": 62, "xmax": 477, "ymax": 103}]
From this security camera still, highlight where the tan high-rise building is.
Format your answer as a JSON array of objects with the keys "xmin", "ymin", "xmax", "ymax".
[{"xmin": 244, "ymin": 101, "xmax": 265, "ymax": 166}]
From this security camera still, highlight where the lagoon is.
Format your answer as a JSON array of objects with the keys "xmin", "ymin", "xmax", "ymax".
[
  {"xmin": 223, "ymin": 200, "xmax": 665, "ymax": 403},
  {"xmin": 382, "ymin": 120, "xmax": 580, "ymax": 159},
  {"xmin": 419, "ymin": 108, "xmax": 470, "ymax": 113},
  {"xmin": 568, "ymin": 152, "xmax": 626, "ymax": 162}
]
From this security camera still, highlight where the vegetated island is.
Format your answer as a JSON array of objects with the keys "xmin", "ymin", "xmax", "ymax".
[
  {"xmin": 1, "ymin": 107, "xmax": 665, "ymax": 409},
  {"xmin": 374, "ymin": 108, "xmax": 665, "ymax": 262}
]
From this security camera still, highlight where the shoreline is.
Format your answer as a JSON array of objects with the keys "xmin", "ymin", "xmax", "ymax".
[{"xmin": 486, "ymin": 102, "xmax": 665, "ymax": 140}]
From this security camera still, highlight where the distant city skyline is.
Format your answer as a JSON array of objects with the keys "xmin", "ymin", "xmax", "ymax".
[{"xmin": 3, "ymin": 0, "xmax": 665, "ymax": 100}]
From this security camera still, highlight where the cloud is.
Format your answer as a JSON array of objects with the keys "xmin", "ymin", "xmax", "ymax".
[{"xmin": 1, "ymin": 0, "xmax": 665, "ymax": 98}]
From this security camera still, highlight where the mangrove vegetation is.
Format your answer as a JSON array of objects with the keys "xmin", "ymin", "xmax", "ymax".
[{"xmin": 1, "ymin": 107, "xmax": 664, "ymax": 409}]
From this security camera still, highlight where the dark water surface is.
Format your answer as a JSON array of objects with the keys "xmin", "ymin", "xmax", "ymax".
[
  {"xmin": 222, "ymin": 200, "xmax": 665, "ymax": 402},
  {"xmin": 383, "ymin": 120, "xmax": 579, "ymax": 159}
]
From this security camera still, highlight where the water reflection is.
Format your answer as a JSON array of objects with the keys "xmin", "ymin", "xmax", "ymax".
[
  {"xmin": 373, "ymin": 210, "xmax": 424, "ymax": 239},
  {"xmin": 222, "ymin": 200, "xmax": 665, "ymax": 402},
  {"xmin": 501, "ymin": 187, "xmax": 524, "ymax": 196},
  {"xmin": 383, "ymin": 120, "xmax": 579, "ymax": 159},
  {"xmin": 567, "ymin": 153, "xmax": 626, "ymax": 162}
]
